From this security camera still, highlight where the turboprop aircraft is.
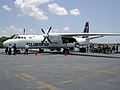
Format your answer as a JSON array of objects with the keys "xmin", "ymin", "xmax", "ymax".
[{"xmin": 3, "ymin": 22, "xmax": 120, "ymax": 54}]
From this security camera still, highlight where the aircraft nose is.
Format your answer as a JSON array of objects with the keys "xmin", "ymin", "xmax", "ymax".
[
  {"xmin": 3, "ymin": 40, "xmax": 12, "ymax": 47},
  {"xmin": 3, "ymin": 41, "xmax": 8, "ymax": 47}
]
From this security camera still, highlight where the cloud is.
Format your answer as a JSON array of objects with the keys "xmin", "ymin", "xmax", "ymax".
[
  {"xmin": 63, "ymin": 27, "xmax": 70, "ymax": 32},
  {"xmin": 23, "ymin": 0, "xmax": 50, "ymax": 6},
  {"xmin": 14, "ymin": 0, "xmax": 80, "ymax": 19},
  {"xmin": 52, "ymin": 27, "xmax": 70, "ymax": 33},
  {"xmin": 0, "ymin": 26, "xmax": 37, "ymax": 36},
  {"xmin": 2, "ymin": 5, "xmax": 12, "ymax": 11},
  {"xmin": 0, "ymin": 26, "xmax": 22, "ymax": 36},
  {"xmin": 48, "ymin": 3, "xmax": 68, "ymax": 16},
  {"xmin": 14, "ymin": 0, "xmax": 49, "ymax": 20},
  {"xmin": 70, "ymin": 9, "xmax": 80, "ymax": 16},
  {"xmin": 52, "ymin": 29, "xmax": 60, "ymax": 33}
]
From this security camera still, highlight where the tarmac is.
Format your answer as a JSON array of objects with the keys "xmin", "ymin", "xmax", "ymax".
[{"xmin": 0, "ymin": 49, "xmax": 120, "ymax": 90}]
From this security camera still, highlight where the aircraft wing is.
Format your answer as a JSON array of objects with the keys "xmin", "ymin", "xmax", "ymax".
[{"xmin": 56, "ymin": 33, "xmax": 120, "ymax": 37}]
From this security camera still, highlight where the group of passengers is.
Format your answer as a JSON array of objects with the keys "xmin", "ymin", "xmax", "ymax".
[
  {"xmin": 5, "ymin": 44, "xmax": 29, "ymax": 55},
  {"xmin": 88, "ymin": 44, "xmax": 119, "ymax": 54},
  {"xmin": 5, "ymin": 44, "xmax": 16, "ymax": 55}
]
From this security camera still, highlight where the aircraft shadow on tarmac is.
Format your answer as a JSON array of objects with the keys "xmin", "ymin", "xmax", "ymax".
[
  {"xmin": 70, "ymin": 53, "xmax": 120, "ymax": 59},
  {"xmin": 35, "ymin": 51, "xmax": 120, "ymax": 59},
  {"xmin": 1, "ymin": 50, "xmax": 120, "ymax": 59}
]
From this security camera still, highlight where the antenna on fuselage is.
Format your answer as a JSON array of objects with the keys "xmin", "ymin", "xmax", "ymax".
[{"xmin": 23, "ymin": 28, "xmax": 26, "ymax": 35}]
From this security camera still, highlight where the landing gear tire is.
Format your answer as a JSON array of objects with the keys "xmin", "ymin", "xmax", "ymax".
[
  {"xmin": 50, "ymin": 48, "xmax": 54, "ymax": 51},
  {"xmin": 56, "ymin": 48, "xmax": 61, "ymax": 51},
  {"xmin": 79, "ymin": 47, "xmax": 86, "ymax": 53},
  {"xmin": 39, "ymin": 48, "xmax": 44, "ymax": 53},
  {"xmin": 69, "ymin": 47, "xmax": 74, "ymax": 51},
  {"xmin": 16, "ymin": 49, "xmax": 21, "ymax": 54}
]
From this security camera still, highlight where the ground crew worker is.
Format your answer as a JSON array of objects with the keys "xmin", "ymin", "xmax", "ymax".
[
  {"xmin": 5, "ymin": 47, "xmax": 8, "ymax": 54},
  {"xmin": 116, "ymin": 45, "xmax": 118, "ymax": 53},
  {"xmin": 13, "ymin": 44, "xmax": 17, "ymax": 55},
  {"xmin": 112, "ymin": 45, "xmax": 116, "ymax": 54},
  {"xmin": 24, "ymin": 44, "xmax": 29, "ymax": 55},
  {"xmin": 8, "ymin": 44, "xmax": 12, "ymax": 55}
]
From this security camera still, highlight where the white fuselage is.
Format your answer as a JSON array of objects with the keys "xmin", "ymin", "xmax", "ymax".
[{"xmin": 3, "ymin": 34, "xmax": 89, "ymax": 49}]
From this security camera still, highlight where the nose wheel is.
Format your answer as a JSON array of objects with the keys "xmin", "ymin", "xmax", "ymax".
[{"xmin": 16, "ymin": 49, "xmax": 21, "ymax": 54}]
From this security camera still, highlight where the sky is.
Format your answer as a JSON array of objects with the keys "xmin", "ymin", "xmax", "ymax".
[{"xmin": 0, "ymin": 0, "xmax": 120, "ymax": 43}]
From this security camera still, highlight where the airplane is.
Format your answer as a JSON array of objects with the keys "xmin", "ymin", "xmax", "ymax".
[{"xmin": 3, "ymin": 22, "xmax": 120, "ymax": 54}]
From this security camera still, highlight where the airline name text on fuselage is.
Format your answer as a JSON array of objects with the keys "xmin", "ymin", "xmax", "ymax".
[{"xmin": 27, "ymin": 43, "xmax": 49, "ymax": 47}]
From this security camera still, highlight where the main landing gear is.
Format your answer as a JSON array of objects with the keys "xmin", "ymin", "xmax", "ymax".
[{"xmin": 39, "ymin": 48, "xmax": 44, "ymax": 53}]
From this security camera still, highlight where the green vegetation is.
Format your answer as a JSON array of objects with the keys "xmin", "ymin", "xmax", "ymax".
[{"xmin": 0, "ymin": 36, "xmax": 9, "ymax": 48}]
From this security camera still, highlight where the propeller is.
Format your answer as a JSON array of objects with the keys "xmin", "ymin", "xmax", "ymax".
[
  {"xmin": 41, "ymin": 29, "xmax": 45, "ymax": 34},
  {"xmin": 41, "ymin": 27, "xmax": 52, "ymax": 45}
]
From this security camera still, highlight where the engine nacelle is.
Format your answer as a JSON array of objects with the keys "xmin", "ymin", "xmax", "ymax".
[{"xmin": 75, "ymin": 38, "xmax": 89, "ymax": 45}]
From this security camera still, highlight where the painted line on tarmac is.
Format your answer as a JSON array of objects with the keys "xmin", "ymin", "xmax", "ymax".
[
  {"xmin": 72, "ymin": 65, "xmax": 120, "ymax": 75},
  {"xmin": 71, "ymin": 65, "xmax": 120, "ymax": 80},
  {"xmin": 15, "ymin": 73, "xmax": 63, "ymax": 90},
  {"xmin": 60, "ymin": 80, "xmax": 73, "ymax": 84}
]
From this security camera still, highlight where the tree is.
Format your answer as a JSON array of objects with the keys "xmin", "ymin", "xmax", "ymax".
[{"xmin": 0, "ymin": 36, "xmax": 9, "ymax": 48}]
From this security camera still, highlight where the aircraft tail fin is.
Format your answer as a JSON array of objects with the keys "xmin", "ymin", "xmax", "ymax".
[{"xmin": 82, "ymin": 22, "xmax": 89, "ymax": 38}]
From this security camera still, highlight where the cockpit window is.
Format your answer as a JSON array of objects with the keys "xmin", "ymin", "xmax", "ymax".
[
  {"xmin": 12, "ymin": 34, "xmax": 18, "ymax": 39},
  {"xmin": 18, "ymin": 36, "xmax": 20, "ymax": 39},
  {"xmin": 17, "ymin": 36, "xmax": 26, "ymax": 39},
  {"xmin": 12, "ymin": 34, "xmax": 26, "ymax": 39}
]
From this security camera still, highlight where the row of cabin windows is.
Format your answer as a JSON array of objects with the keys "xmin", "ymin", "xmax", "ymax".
[
  {"xmin": 15, "ymin": 37, "xmax": 32, "ymax": 39},
  {"xmin": 12, "ymin": 34, "xmax": 34, "ymax": 39},
  {"xmin": 17, "ymin": 37, "xmax": 26, "ymax": 39}
]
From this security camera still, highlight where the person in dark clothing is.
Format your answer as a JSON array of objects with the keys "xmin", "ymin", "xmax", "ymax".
[
  {"xmin": 103, "ymin": 45, "xmax": 106, "ymax": 54},
  {"xmin": 13, "ymin": 44, "xmax": 17, "ymax": 55},
  {"xmin": 112, "ymin": 45, "xmax": 116, "ymax": 54},
  {"xmin": 5, "ymin": 47, "xmax": 8, "ymax": 54},
  {"xmin": 116, "ymin": 45, "xmax": 119, "ymax": 53},
  {"xmin": 8, "ymin": 44, "xmax": 12, "ymax": 55}
]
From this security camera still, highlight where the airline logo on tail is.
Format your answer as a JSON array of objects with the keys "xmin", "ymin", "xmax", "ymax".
[{"xmin": 82, "ymin": 22, "xmax": 89, "ymax": 38}]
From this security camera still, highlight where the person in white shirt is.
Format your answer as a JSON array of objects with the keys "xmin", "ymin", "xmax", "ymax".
[{"xmin": 24, "ymin": 44, "xmax": 29, "ymax": 55}]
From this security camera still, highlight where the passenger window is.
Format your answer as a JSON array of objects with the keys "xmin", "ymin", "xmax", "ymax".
[{"xmin": 29, "ymin": 37, "xmax": 32, "ymax": 39}]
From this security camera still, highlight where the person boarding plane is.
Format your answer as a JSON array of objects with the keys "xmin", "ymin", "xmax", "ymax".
[{"xmin": 3, "ymin": 22, "xmax": 120, "ymax": 54}]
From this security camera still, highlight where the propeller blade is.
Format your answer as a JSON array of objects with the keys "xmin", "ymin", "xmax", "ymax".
[
  {"xmin": 47, "ymin": 27, "xmax": 52, "ymax": 34},
  {"xmin": 47, "ymin": 37, "xmax": 51, "ymax": 43},
  {"xmin": 41, "ymin": 37, "xmax": 46, "ymax": 45},
  {"xmin": 41, "ymin": 29, "xmax": 45, "ymax": 34}
]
